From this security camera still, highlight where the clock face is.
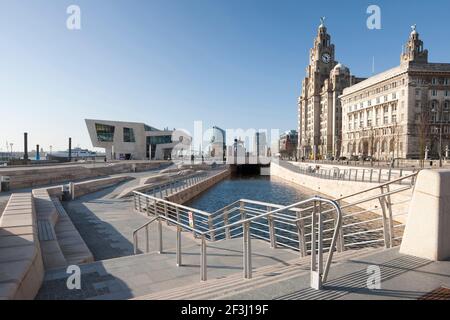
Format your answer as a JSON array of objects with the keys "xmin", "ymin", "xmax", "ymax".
[{"xmin": 321, "ymin": 53, "xmax": 331, "ymax": 64}]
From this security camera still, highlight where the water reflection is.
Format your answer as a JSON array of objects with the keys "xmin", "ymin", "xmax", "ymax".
[{"xmin": 186, "ymin": 176, "xmax": 312, "ymax": 213}]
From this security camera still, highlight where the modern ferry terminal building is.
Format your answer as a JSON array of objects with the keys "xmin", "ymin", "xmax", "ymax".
[{"xmin": 85, "ymin": 119, "xmax": 190, "ymax": 161}]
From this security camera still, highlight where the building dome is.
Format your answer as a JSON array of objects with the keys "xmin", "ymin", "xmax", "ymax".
[{"xmin": 332, "ymin": 63, "xmax": 349, "ymax": 74}]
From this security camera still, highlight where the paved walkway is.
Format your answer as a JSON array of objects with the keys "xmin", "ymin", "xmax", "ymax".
[
  {"xmin": 225, "ymin": 248, "xmax": 450, "ymax": 300},
  {"xmin": 59, "ymin": 170, "xmax": 177, "ymax": 260},
  {"xmin": 36, "ymin": 238, "xmax": 298, "ymax": 300}
]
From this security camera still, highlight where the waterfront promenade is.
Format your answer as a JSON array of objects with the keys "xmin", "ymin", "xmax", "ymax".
[{"xmin": 2, "ymin": 159, "xmax": 450, "ymax": 300}]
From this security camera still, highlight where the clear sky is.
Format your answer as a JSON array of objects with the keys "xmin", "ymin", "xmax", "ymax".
[{"xmin": 1, "ymin": 0, "xmax": 449, "ymax": 152}]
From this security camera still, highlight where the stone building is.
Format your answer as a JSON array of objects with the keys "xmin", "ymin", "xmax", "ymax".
[
  {"xmin": 298, "ymin": 19, "xmax": 365, "ymax": 160},
  {"xmin": 340, "ymin": 26, "xmax": 450, "ymax": 160}
]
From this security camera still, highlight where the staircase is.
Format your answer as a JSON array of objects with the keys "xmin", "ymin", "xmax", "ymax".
[{"xmin": 134, "ymin": 248, "xmax": 376, "ymax": 300}]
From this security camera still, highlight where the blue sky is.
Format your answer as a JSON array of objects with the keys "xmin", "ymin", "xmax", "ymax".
[{"xmin": 1, "ymin": 0, "xmax": 449, "ymax": 151}]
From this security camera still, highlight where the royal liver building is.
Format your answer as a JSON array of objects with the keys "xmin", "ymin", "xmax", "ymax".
[
  {"xmin": 340, "ymin": 26, "xmax": 450, "ymax": 160},
  {"xmin": 298, "ymin": 19, "xmax": 365, "ymax": 160}
]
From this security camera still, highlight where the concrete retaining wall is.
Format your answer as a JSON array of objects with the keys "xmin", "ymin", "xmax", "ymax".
[
  {"xmin": 166, "ymin": 169, "xmax": 231, "ymax": 204},
  {"xmin": 271, "ymin": 162, "xmax": 412, "ymax": 224},
  {"xmin": 0, "ymin": 161, "xmax": 167, "ymax": 191},
  {"xmin": 400, "ymin": 170, "xmax": 450, "ymax": 261},
  {"xmin": 0, "ymin": 193, "xmax": 44, "ymax": 300}
]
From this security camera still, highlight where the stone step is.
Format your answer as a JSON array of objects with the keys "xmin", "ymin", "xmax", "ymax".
[{"xmin": 134, "ymin": 247, "xmax": 376, "ymax": 300}]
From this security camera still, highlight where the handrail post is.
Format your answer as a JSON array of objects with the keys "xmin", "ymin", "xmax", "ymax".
[
  {"xmin": 378, "ymin": 186, "xmax": 391, "ymax": 248},
  {"xmin": 200, "ymin": 235, "xmax": 207, "ymax": 281},
  {"xmin": 384, "ymin": 185, "xmax": 395, "ymax": 246},
  {"xmin": 370, "ymin": 169, "xmax": 373, "ymax": 183},
  {"xmin": 134, "ymin": 193, "xmax": 137, "ymax": 211},
  {"xmin": 243, "ymin": 221, "xmax": 252, "ymax": 279},
  {"xmin": 146, "ymin": 197, "xmax": 150, "ymax": 216},
  {"xmin": 145, "ymin": 224, "xmax": 149, "ymax": 253},
  {"xmin": 240, "ymin": 201, "xmax": 246, "ymax": 220},
  {"xmin": 208, "ymin": 216, "xmax": 215, "ymax": 241},
  {"xmin": 157, "ymin": 218, "xmax": 163, "ymax": 254},
  {"xmin": 378, "ymin": 169, "xmax": 382, "ymax": 183},
  {"xmin": 176, "ymin": 226, "xmax": 182, "ymax": 267},
  {"xmin": 318, "ymin": 201, "xmax": 323, "ymax": 276},
  {"xmin": 133, "ymin": 231, "xmax": 138, "ymax": 254},
  {"xmin": 267, "ymin": 206, "xmax": 276, "ymax": 249},
  {"xmin": 164, "ymin": 202, "xmax": 170, "ymax": 226},
  {"xmin": 336, "ymin": 200, "xmax": 345, "ymax": 253},
  {"xmin": 224, "ymin": 209, "xmax": 231, "ymax": 239},
  {"xmin": 310, "ymin": 200, "xmax": 322, "ymax": 290},
  {"xmin": 138, "ymin": 194, "xmax": 142, "ymax": 212},
  {"xmin": 296, "ymin": 211, "xmax": 307, "ymax": 257}
]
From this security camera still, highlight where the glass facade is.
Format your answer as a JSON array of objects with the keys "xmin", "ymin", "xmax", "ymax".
[
  {"xmin": 146, "ymin": 135, "xmax": 172, "ymax": 145},
  {"xmin": 123, "ymin": 127, "xmax": 136, "ymax": 143},
  {"xmin": 95, "ymin": 123, "xmax": 115, "ymax": 142}
]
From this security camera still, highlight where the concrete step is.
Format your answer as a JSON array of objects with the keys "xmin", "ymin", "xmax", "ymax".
[
  {"xmin": 52, "ymin": 198, "xmax": 94, "ymax": 265},
  {"xmin": 37, "ymin": 237, "xmax": 299, "ymax": 300},
  {"xmin": 134, "ymin": 247, "xmax": 377, "ymax": 300}
]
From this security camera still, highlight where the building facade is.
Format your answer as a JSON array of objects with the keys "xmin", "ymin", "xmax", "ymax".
[
  {"xmin": 340, "ymin": 27, "xmax": 450, "ymax": 160},
  {"xmin": 279, "ymin": 130, "xmax": 298, "ymax": 160},
  {"xmin": 85, "ymin": 119, "xmax": 191, "ymax": 161},
  {"xmin": 207, "ymin": 126, "xmax": 226, "ymax": 161},
  {"xmin": 254, "ymin": 132, "xmax": 268, "ymax": 157},
  {"xmin": 298, "ymin": 20, "xmax": 365, "ymax": 160}
]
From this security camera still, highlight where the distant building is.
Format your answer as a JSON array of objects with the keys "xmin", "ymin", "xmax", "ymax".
[
  {"xmin": 341, "ymin": 27, "xmax": 450, "ymax": 160},
  {"xmin": 207, "ymin": 126, "xmax": 226, "ymax": 161},
  {"xmin": 85, "ymin": 119, "xmax": 191, "ymax": 161},
  {"xmin": 227, "ymin": 138, "xmax": 246, "ymax": 164},
  {"xmin": 279, "ymin": 130, "xmax": 298, "ymax": 160},
  {"xmin": 254, "ymin": 132, "xmax": 268, "ymax": 157}
]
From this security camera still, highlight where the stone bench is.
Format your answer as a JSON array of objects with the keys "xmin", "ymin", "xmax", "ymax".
[{"xmin": 0, "ymin": 193, "xmax": 44, "ymax": 300}]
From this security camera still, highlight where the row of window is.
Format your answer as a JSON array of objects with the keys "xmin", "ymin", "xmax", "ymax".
[
  {"xmin": 95, "ymin": 124, "xmax": 136, "ymax": 143},
  {"xmin": 345, "ymin": 79, "xmax": 406, "ymax": 104}
]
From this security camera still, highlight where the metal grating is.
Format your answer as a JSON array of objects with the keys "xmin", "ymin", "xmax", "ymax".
[{"xmin": 419, "ymin": 287, "xmax": 450, "ymax": 300}]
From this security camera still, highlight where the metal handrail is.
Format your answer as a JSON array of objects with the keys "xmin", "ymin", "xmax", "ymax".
[
  {"xmin": 132, "ymin": 169, "xmax": 418, "ymax": 290},
  {"xmin": 132, "ymin": 217, "xmax": 159, "ymax": 254},
  {"xmin": 132, "ymin": 192, "xmax": 342, "ymax": 289},
  {"xmin": 281, "ymin": 160, "xmax": 416, "ymax": 185}
]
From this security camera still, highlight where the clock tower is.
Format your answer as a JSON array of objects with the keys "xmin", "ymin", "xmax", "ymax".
[
  {"xmin": 298, "ymin": 18, "xmax": 358, "ymax": 160},
  {"xmin": 308, "ymin": 18, "xmax": 337, "ymax": 93}
]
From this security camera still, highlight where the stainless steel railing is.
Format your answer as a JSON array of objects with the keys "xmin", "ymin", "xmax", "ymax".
[
  {"xmin": 132, "ymin": 193, "xmax": 342, "ymax": 289},
  {"xmin": 136, "ymin": 171, "xmax": 210, "ymax": 199},
  {"xmin": 132, "ymin": 170, "xmax": 418, "ymax": 289},
  {"xmin": 280, "ymin": 160, "xmax": 416, "ymax": 185}
]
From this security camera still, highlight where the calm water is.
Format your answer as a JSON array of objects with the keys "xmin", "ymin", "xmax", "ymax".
[{"xmin": 186, "ymin": 176, "xmax": 311, "ymax": 213}]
